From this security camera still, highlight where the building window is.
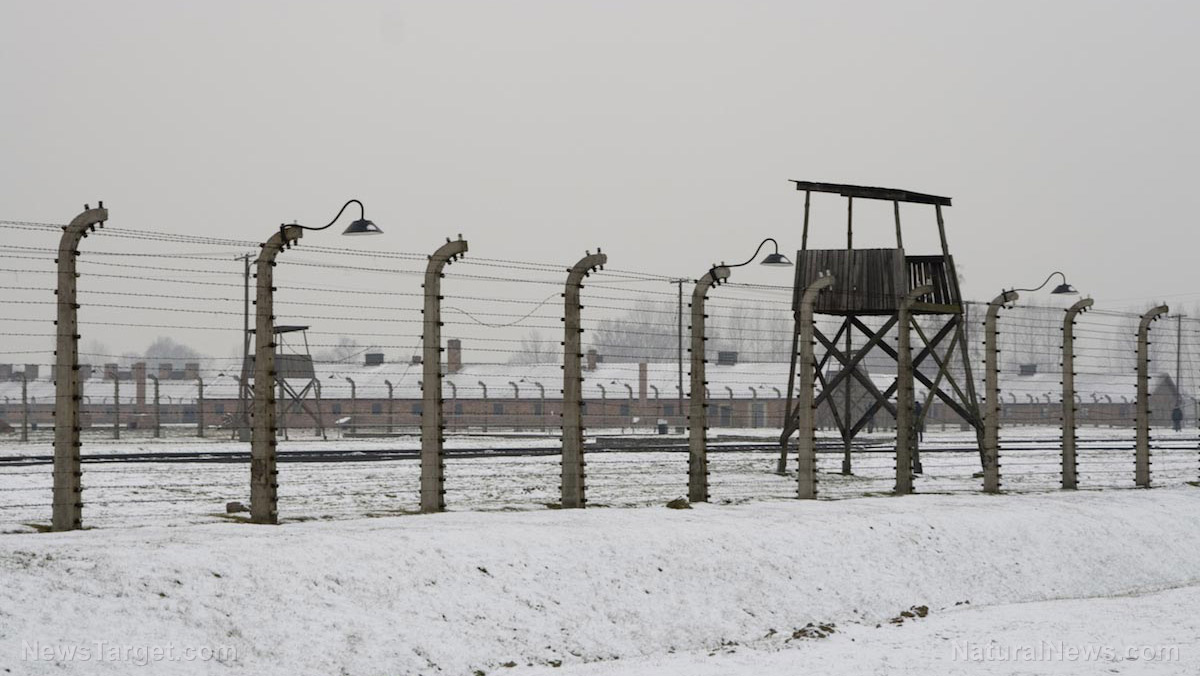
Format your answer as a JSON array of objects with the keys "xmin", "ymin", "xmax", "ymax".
[
  {"xmin": 371, "ymin": 403, "xmax": 383, "ymax": 415},
  {"xmin": 534, "ymin": 402, "xmax": 544, "ymax": 416},
  {"xmin": 454, "ymin": 403, "xmax": 463, "ymax": 415},
  {"xmin": 493, "ymin": 403, "xmax": 504, "ymax": 415},
  {"xmin": 663, "ymin": 404, "xmax": 675, "ymax": 417},
  {"xmin": 332, "ymin": 403, "xmax": 342, "ymax": 415},
  {"xmin": 411, "ymin": 403, "xmax": 423, "ymax": 416},
  {"xmin": 214, "ymin": 404, "xmax": 226, "ymax": 415},
  {"xmin": 619, "ymin": 404, "xmax": 630, "ymax": 417}
]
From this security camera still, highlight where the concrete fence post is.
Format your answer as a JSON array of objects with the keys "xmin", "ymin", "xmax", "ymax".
[
  {"xmin": 796, "ymin": 273, "xmax": 834, "ymax": 499},
  {"xmin": 562, "ymin": 250, "xmax": 607, "ymax": 509},
  {"xmin": 1137, "ymin": 304, "xmax": 1169, "ymax": 488},
  {"xmin": 277, "ymin": 378, "xmax": 288, "ymax": 441},
  {"xmin": 478, "ymin": 381, "xmax": 489, "ymax": 433},
  {"xmin": 384, "ymin": 380, "xmax": 394, "ymax": 435},
  {"xmin": 1061, "ymin": 298, "xmax": 1093, "ymax": 489},
  {"xmin": 420, "ymin": 236, "xmax": 468, "ymax": 514},
  {"xmin": 983, "ymin": 290, "xmax": 1016, "ymax": 494},
  {"xmin": 196, "ymin": 376, "xmax": 205, "ymax": 438},
  {"xmin": 52, "ymin": 203, "xmax": 108, "ymax": 531},
  {"xmin": 346, "ymin": 377, "xmax": 357, "ymax": 436},
  {"xmin": 19, "ymin": 374, "xmax": 29, "ymax": 443},
  {"xmin": 148, "ymin": 375, "xmax": 161, "ymax": 438},
  {"xmin": 112, "ymin": 375, "xmax": 121, "ymax": 440},
  {"xmin": 250, "ymin": 224, "xmax": 302, "ymax": 525},
  {"xmin": 895, "ymin": 285, "xmax": 933, "ymax": 495},
  {"xmin": 688, "ymin": 265, "xmax": 730, "ymax": 503}
]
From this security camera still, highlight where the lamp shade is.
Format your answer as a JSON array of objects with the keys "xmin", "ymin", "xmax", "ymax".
[
  {"xmin": 759, "ymin": 252, "xmax": 793, "ymax": 267},
  {"xmin": 342, "ymin": 218, "xmax": 382, "ymax": 235},
  {"xmin": 1050, "ymin": 283, "xmax": 1078, "ymax": 295}
]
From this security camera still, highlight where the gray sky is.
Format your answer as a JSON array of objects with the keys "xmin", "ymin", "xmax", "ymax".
[{"xmin": 2, "ymin": 0, "xmax": 1199, "ymax": 360}]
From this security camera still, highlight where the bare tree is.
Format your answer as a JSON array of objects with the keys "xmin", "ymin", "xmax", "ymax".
[{"xmin": 508, "ymin": 329, "xmax": 554, "ymax": 364}]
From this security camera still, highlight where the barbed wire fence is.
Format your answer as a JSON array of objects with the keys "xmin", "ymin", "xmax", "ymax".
[{"xmin": 2, "ymin": 214, "xmax": 1199, "ymax": 531}]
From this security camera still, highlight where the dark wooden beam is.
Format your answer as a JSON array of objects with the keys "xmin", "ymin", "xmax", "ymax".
[{"xmin": 790, "ymin": 181, "xmax": 952, "ymax": 207}]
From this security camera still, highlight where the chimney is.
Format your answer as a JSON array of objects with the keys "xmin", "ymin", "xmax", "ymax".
[
  {"xmin": 133, "ymin": 362, "xmax": 147, "ymax": 408},
  {"xmin": 184, "ymin": 362, "xmax": 200, "ymax": 380},
  {"xmin": 586, "ymin": 349, "xmax": 598, "ymax": 372},
  {"xmin": 638, "ymin": 362, "xmax": 648, "ymax": 404},
  {"xmin": 104, "ymin": 363, "xmax": 119, "ymax": 380},
  {"xmin": 23, "ymin": 364, "xmax": 39, "ymax": 380},
  {"xmin": 158, "ymin": 363, "xmax": 173, "ymax": 380},
  {"xmin": 447, "ymin": 339, "xmax": 462, "ymax": 374},
  {"xmin": 0, "ymin": 364, "xmax": 11, "ymax": 380},
  {"xmin": 79, "ymin": 364, "xmax": 92, "ymax": 381}
]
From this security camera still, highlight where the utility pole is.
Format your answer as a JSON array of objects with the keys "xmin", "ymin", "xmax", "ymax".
[
  {"xmin": 672, "ymin": 278, "xmax": 687, "ymax": 430},
  {"xmin": 235, "ymin": 253, "xmax": 253, "ymax": 442},
  {"xmin": 1177, "ymin": 314, "xmax": 1184, "ymax": 410}
]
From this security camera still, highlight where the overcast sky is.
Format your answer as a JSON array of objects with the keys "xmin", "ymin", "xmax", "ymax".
[{"xmin": 2, "ymin": 0, "xmax": 1198, "ymax": 315}]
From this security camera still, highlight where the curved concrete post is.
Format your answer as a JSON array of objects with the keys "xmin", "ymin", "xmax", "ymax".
[
  {"xmin": 148, "ymin": 375, "xmax": 161, "ymax": 438},
  {"xmin": 52, "ymin": 203, "xmax": 108, "ymax": 530},
  {"xmin": 688, "ymin": 265, "xmax": 730, "ymax": 502},
  {"xmin": 895, "ymin": 284, "xmax": 933, "ymax": 495},
  {"xmin": 19, "ymin": 376, "xmax": 29, "ymax": 443},
  {"xmin": 796, "ymin": 273, "xmax": 835, "ymax": 499},
  {"xmin": 250, "ymin": 224, "xmax": 302, "ymax": 524},
  {"xmin": 1061, "ymin": 298, "xmax": 1093, "ymax": 489},
  {"xmin": 345, "ymin": 377, "xmax": 357, "ymax": 435},
  {"xmin": 384, "ymin": 380, "xmax": 394, "ymax": 435},
  {"xmin": 1137, "ymin": 304, "xmax": 1169, "ymax": 488},
  {"xmin": 562, "ymin": 250, "xmax": 607, "ymax": 509},
  {"xmin": 983, "ymin": 290, "xmax": 1017, "ymax": 494},
  {"xmin": 478, "ymin": 381, "xmax": 489, "ymax": 433},
  {"xmin": 196, "ymin": 377, "xmax": 205, "ymax": 438},
  {"xmin": 532, "ymin": 381, "xmax": 546, "ymax": 433},
  {"xmin": 420, "ymin": 236, "xmax": 468, "ymax": 513},
  {"xmin": 111, "ymin": 375, "xmax": 121, "ymax": 440}
]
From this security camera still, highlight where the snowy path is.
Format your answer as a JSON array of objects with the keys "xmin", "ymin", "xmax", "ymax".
[{"xmin": 529, "ymin": 584, "xmax": 1200, "ymax": 675}]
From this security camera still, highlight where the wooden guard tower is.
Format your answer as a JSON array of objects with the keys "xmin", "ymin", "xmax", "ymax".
[{"xmin": 781, "ymin": 181, "xmax": 983, "ymax": 472}]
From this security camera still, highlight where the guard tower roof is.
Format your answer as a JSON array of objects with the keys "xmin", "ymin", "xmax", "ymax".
[
  {"xmin": 790, "ymin": 181, "xmax": 951, "ymax": 207},
  {"xmin": 248, "ymin": 325, "xmax": 311, "ymax": 335}
]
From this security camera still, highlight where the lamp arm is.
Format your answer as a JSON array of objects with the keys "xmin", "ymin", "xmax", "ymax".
[
  {"xmin": 281, "ymin": 199, "xmax": 365, "ymax": 236},
  {"xmin": 725, "ymin": 238, "xmax": 780, "ymax": 270},
  {"xmin": 1008, "ymin": 271, "xmax": 1066, "ymax": 295}
]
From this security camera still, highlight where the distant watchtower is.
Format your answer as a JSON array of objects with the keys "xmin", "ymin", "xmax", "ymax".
[{"xmin": 781, "ymin": 182, "xmax": 983, "ymax": 472}]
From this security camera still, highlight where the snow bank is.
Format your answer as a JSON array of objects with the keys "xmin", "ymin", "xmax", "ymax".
[{"xmin": 2, "ymin": 488, "xmax": 1200, "ymax": 675}]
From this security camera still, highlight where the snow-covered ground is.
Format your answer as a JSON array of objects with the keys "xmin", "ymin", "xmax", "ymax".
[
  {"xmin": 1, "ymin": 488, "xmax": 1199, "ymax": 675},
  {"xmin": 1, "ymin": 426, "xmax": 1197, "ymax": 532},
  {"xmin": 530, "ymin": 585, "xmax": 1200, "ymax": 675}
]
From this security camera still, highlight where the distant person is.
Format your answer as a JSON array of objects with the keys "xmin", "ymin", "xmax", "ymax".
[{"xmin": 1172, "ymin": 405, "xmax": 1183, "ymax": 432}]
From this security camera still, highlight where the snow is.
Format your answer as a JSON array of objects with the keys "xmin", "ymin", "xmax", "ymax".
[
  {"xmin": 529, "ymin": 584, "xmax": 1200, "ymax": 675},
  {"xmin": 2, "ymin": 487, "xmax": 1200, "ymax": 675}
]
